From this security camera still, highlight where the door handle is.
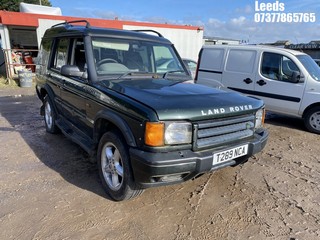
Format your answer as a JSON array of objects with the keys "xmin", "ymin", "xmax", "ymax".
[
  {"xmin": 256, "ymin": 79, "xmax": 266, "ymax": 86},
  {"xmin": 243, "ymin": 78, "xmax": 253, "ymax": 84}
]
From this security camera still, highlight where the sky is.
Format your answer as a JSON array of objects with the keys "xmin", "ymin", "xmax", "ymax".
[{"xmin": 50, "ymin": 0, "xmax": 320, "ymax": 44}]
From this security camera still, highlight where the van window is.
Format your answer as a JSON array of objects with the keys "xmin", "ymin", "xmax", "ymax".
[
  {"xmin": 200, "ymin": 48, "xmax": 224, "ymax": 71},
  {"xmin": 297, "ymin": 55, "xmax": 320, "ymax": 81},
  {"xmin": 226, "ymin": 49, "xmax": 256, "ymax": 73},
  {"xmin": 261, "ymin": 52, "xmax": 300, "ymax": 81}
]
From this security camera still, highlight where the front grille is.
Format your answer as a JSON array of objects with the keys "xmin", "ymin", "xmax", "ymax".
[{"xmin": 193, "ymin": 114, "xmax": 255, "ymax": 150}]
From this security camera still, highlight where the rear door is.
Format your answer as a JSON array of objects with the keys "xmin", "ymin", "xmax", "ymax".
[
  {"xmin": 46, "ymin": 38, "xmax": 69, "ymax": 114},
  {"xmin": 59, "ymin": 37, "xmax": 93, "ymax": 137}
]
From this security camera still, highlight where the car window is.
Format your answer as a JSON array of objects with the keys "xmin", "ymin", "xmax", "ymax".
[
  {"xmin": 261, "ymin": 52, "xmax": 300, "ymax": 82},
  {"xmin": 52, "ymin": 38, "xmax": 69, "ymax": 70},
  {"xmin": 37, "ymin": 38, "xmax": 52, "ymax": 72},
  {"xmin": 71, "ymin": 38, "xmax": 86, "ymax": 72},
  {"xmin": 153, "ymin": 46, "xmax": 184, "ymax": 73},
  {"xmin": 92, "ymin": 37, "xmax": 186, "ymax": 77},
  {"xmin": 183, "ymin": 59, "xmax": 197, "ymax": 71}
]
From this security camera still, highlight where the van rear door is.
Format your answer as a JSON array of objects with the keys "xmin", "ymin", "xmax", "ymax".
[{"xmin": 196, "ymin": 47, "xmax": 225, "ymax": 88}]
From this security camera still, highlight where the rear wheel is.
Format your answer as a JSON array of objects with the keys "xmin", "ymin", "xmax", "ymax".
[
  {"xmin": 44, "ymin": 96, "xmax": 59, "ymax": 134},
  {"xmin": 304, "ymin": 106, "xmax": 320, "ymax": 134},
  {"xmin": 97, "ymin": 131, "xmax": 143, "ymax": 201}
]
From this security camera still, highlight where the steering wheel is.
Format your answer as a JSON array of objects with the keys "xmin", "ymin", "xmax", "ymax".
[{"xmin": 97, "ymin": 58, "xmax": 118, "ymax": 66}]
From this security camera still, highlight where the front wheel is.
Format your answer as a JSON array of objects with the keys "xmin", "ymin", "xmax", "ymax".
[
  {"xmin": 304, "ymin": 106, "xmax": 320, "ymax": 134},
  {"xmin": 97, "ymin": 131, "xmax": 143, "ymax": 201}
]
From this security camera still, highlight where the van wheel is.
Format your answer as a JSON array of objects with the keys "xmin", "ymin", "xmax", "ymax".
[
  {"xmin": 97, "ymin": 131, "xmax": 144, "ymax": 201},
  {"xmin": 304, "ymin": 107, "xmax": 320, "ymax": 134},
  {"xmin": 44, "ymin": 96, "xmax": 59, "ymax": 134}
]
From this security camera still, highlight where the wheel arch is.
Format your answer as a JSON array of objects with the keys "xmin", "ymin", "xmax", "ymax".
[
  {"xmin": 37, "ymin": 85, "xmax": 57, "ymax": 116},
  {"xmin": 302, "ymin": 102, "xmax": 320, "ymax": 119},
  {"xmin": 94, "ymin": 110, "xmax": 137, "ymax": 148}
]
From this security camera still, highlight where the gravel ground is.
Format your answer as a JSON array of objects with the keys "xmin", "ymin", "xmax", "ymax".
[{"xmin": 0, "ymin": 86, "xmax": 319, "ymax": 240}]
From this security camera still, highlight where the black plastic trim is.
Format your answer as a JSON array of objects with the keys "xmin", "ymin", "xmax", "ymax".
[{"xmin": 229, "ymin": 87, "xmax": 301, "ymax": 103}]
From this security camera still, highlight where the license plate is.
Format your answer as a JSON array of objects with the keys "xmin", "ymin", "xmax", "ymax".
[{"xmin": 213, "ymin": 144, "xmax": 248, "ymax": 165}]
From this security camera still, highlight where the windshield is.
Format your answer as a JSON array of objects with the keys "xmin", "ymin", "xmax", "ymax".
[
  {"xmin": 91, "ymin": 37, "xmax": 188, "ymax": 79},
  {"xmin": 297, "ymin": 55, "xmax": 320, "ymax": 81}
]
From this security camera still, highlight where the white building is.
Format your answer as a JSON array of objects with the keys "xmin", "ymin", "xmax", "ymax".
[{"xmin": 0, "ymin": 4, "xmax": 203, "ymax": 77}]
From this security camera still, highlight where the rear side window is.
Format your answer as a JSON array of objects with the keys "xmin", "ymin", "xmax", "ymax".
[
  {"xmin": 38, "ymin": 38, "xmax": 52, "ymax": 69},
  {"xmin": 226, "ymin": 49, "xmax": 256, "ymax": 73},
  {"xmin": 199, "ymin": 48, "xmax": 224, "ymax": 71},
  {"xmin": 52, "ymin": 38, "xmax": 69, "ymax": 70},
  {"xmin": 71, "ymin": 38, "xmax": 86, "ymax": 71}
]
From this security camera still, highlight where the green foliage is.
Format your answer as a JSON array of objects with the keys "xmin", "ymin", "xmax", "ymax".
[{"xmin": 0, "ymin": 0, "xmax": 52, "ymax": 12}]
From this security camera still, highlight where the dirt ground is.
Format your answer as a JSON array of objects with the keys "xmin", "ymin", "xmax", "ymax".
[{"xmin": 0, "ymin": 86, "xmax": 319, "ymax": 240}]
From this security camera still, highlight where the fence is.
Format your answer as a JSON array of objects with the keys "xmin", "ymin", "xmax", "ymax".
[{"xmin": 2, "ymin": 48, "xmax": 38, "ymax": 80}]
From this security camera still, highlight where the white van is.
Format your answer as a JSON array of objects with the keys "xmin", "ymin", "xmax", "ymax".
[{"xmin": 195, "ymin": 44, "xmax": 320, "ymax": 134}]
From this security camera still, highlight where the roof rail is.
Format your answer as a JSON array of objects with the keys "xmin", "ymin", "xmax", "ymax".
[
  {"xmin": 52, "ymin": 20, "xmax": 91, "ymax": 28},
  {"xmin": 133, "ymin": 30, "xmax": 163, "ymax": 38}
]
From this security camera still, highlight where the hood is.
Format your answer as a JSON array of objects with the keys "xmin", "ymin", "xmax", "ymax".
[{"xmin": 100, "ymin": 78, "xmax": 263, "ymax": 121}]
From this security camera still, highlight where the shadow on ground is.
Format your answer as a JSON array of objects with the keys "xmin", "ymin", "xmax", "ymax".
[
  {"xmin": 265, "ymin": 111, "xmax": 306, "ymax": 132},
  {"xmin": 0, "ymin": 94, "xmax": 111, "ymax": 200}
]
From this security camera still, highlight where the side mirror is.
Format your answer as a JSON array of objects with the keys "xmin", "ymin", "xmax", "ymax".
[
  {"xmin": 291, "ymin": 71, "xmax": 304, "ymax": 83},
  {"xmin": 61, "ymin": 65, "xmax": 87, "ymax": 79}
]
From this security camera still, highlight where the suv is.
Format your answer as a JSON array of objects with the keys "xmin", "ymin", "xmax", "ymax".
[{"xmin": 36, "ymin": 20, "xmax": 268, "ymax": 201}]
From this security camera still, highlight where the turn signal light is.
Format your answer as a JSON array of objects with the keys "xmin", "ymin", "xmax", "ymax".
[{"xmin": 145, "ymin": 122, "xmax": 164, "ymax": 147}]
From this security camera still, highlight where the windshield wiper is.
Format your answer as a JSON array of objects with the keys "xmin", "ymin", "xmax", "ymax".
[
  {"xmin": 163, "ymin": 70, "xmax": 186, "ymax": 79},
  {"xmin": 117, "ymin": 71, "xmax": 152, "ymax": 79}
]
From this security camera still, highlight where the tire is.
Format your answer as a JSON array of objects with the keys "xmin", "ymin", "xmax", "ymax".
[
  {"xmin": 44, "ymin": 96, "xmax": 59, "ymax": 134},
  {"xmin": 304, "ymin": 106, "xmax": 320, "ymax": 134},
  {"xmin": 97, "ymin": 131, "xmax": 144, "ymax": 201}
]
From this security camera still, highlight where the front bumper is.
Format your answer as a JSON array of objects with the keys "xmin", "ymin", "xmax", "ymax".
[{"xmin": 130, "ymin": 129, "xmax": 268, "ymax": 188}]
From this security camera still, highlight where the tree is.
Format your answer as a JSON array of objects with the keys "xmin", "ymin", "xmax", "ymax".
[{"xmin": 0, "ymin": 0, "xmax": 52, "ymax": 12}]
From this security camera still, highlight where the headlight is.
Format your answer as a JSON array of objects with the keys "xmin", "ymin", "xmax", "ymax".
[
  {"xmin": 165, "ymin": 122, "xmax": 192, "ymax": 145},
  {"xmin": 255, "ymin": 108, "xmax": 265, "ymax": 129},
  {"xmin": 144, "ymin": 121, "xmax": 192, "ymax": 147}
]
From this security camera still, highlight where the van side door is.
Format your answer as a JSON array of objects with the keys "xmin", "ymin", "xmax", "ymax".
[
  {"xmin": 255, "ymin": 52, "xmax": 305, "ymax": 115},
  {"xmin": 222, "ymin": 49, "xmax": 257, "ymax": 92}
]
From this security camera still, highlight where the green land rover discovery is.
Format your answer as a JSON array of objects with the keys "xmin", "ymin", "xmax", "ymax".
[{"xmin": 36, "ymin": 20, "xmax": 268, "ymax": 201}]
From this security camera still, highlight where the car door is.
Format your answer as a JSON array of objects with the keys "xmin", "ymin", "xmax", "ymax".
[
  {"xmin": 222, "ymin": 49, "xmax": 257, "ymax": 92},
  {"xmin": 59, "ymin": 37, "xmax": 92, "ymax": 137},
  {"xmin": 46, "ymin": 37, "xmax": 69, "ymax": 114},
  {"xmin": 254, "ymin": 51, "xmax": 305, "ymax": 115}
]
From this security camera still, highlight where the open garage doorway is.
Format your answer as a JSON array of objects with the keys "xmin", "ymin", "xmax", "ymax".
[{"xmin": 6, "ymin": 26, "xmax": 38, "ymax": 75}]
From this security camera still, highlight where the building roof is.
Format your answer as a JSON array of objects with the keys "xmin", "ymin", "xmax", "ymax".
[
  {"xmin": 203, "ymin": 36, "xmax": 240, "ymax": 42},
  {"xmin": 0, "ymin": 10, "xmax": 202, "ymax": 31}
]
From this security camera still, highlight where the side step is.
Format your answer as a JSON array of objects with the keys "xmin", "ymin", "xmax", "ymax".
[{"xmin": 56, "ymin": 117, "xmax": 96, "ymax": 158}]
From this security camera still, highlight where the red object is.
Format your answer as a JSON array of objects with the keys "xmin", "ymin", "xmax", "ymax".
[{"xmin": 23, "ymin": 54, "xmax": 35, "ymax": 72}]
